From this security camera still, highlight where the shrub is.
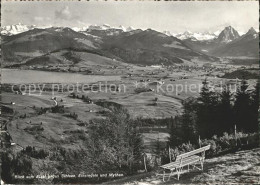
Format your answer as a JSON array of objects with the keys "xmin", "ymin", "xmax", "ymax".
[
  {"xmin": 21, "ymin": 146, "xmax": 49, "ymax": 159},
  {"xmin": 51, "ymin": 105, "xmax": 65, "ymax": 113},
  {"xmin": 1, "ymin": 151, "xmax": 32, "ymax": 183},
  {"xmin": 24, "ymin": 125, "xmax": 44, "ymax": 133},
  {"xmin": 169, "ymin": 143, "xmax": 195, "ymax": 161},
  {"xmin": 68, "ymin": 112, "xmax": 78, "ymax": 120},
  {"xmin": 134, "ymin": 87, "xmax": 152, "ymax": 94},
  {"xmin": 82, "ymin": 96, "xmax": 93, "ymax": 104},
  {"xmin": 218, "ymin": 132, "xmax": 236, "ymax": 149},
  {"xmin": 200, "ymin": 139, "xmax": 218, "ymax": 157}
]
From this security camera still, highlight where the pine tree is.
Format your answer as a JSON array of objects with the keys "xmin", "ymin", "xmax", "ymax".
[
  {"xmin": 181, "ymin": 98, "xmax": 198, "ymax": 143},
  {"xmin": 197, "ymin": 79, "xmax": 219, "ymax": 138},
  {"xmin": 249, "ymin": 81, "xmax": 259, "ymax": 133},
  {"xmin": 169, "ymin": 116, "xmax": 183, "ymax": 147},
  {"xmin": 233, "ymin": 79, "xmax": 251, "ymax": 132},
  {"xmin": 218, "ymin": 85, "xmax": 234, "ymax": 134}
]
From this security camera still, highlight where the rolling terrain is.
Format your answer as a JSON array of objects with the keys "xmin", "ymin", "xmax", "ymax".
[
  {"xmin": 2, "ymin": 25, "xmax": 218, "ymax": 68},
  {"xmin": 2, "ymin": 27, "xmax": 102, "ymax": 65},
  {"xmin": 3, "ymin": 24, "xmax": 258, "ymax": 69}
]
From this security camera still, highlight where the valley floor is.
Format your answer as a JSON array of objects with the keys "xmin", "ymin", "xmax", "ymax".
[{"xmin": 105, "ymin": 148, "xmax": 260, "ymax": 184}]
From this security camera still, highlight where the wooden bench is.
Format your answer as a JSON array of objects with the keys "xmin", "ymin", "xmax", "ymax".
[{"xmin": 159, "ymin": 145, "xmax": 210, "ymax": 181}]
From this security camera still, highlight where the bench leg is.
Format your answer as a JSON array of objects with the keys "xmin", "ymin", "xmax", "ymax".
[
  {"xmin": 167, "ymin": 170, "xmax": 173, "ymax": 181},
  {"xmin": 163, "ymin": 170, "xmax": 166, "ymax": 182},
  {"xmin": 176, "ymin": 167, "xmax": 181, "ymax": 180},
  {"xmin": 188, "ymin": 164, "xmax": 189, "ymax": 172}
]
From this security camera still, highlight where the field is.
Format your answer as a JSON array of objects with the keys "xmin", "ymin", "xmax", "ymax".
[
  {"xmin": 1, "ymin": 58, "xmax": 258, "ymax": 183},
  {"xmin": 2, "ymin": 59, "xmax": 258, "ymax": 145}
]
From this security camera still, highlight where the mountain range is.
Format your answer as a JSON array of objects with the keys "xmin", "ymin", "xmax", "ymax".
[
  {"xmin": 1, "ymin": 24, "xmax": 258, "ymax": 67},
  {"xmin": 184, "ymin": 26, "xmax": 259, "ymax": 58},
  {"xmin": 174, "ymin": 31, "xmax": 217, "ymax": 41},
  {"xmin": 210, "ymin": 27, "xmax": 259, "ymax": 57}
]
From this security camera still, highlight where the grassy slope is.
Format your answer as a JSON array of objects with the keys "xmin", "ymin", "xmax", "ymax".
[{"xmin": 104, "ymin": 148, "xmax": 260, "ymax": 184}]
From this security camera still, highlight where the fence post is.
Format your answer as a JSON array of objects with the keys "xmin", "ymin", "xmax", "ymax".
[
  {"xmin": 169, "ymin": 146, "xmax": 171, "ymax": 162},
  {"xmin": 143, "ymin": 153, "xmax": 147, "ymax": 172},
  {"xmin": 234, "ymin": 124, "xmax": 237, "ymax": 146},
  {"xmin": 199, "ymin": 135, "xmax": 201, "ymax": 148}
]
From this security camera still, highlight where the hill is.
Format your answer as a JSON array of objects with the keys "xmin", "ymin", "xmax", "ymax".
[
  {"xmin": 99, "ymin": 29, "xmax": 216, "ymax": 65},
  {"xmin": 2, "ymin": 27, "xmax": 217, "ymax": 67},
  {"xmin": 2, "ymin": 27, "xmax": 101, "ymax": 65}
]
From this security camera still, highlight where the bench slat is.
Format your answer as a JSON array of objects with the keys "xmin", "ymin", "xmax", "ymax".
[
  {"xmin": 161, "ymin": 155, "xmax": 200, "ymax": 170},
  {"xmin": 176, "ymin": 145, "xmax": 210, "ymax": 160}
]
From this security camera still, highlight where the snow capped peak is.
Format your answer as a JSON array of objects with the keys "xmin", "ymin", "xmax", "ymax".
[
  {"xmin": 163, "ymin": 31, "xmax": 173, "ymax": 36},
  {"xmin": 88, "ymin": 24, "xmax": 112, "ymax": 31},
  {"xmin": 126, "ymin": 26, "xmax": 135, "ymax": 32},
  {"xmin": 87, "ymin": 24, "xmax": 135, "ymax": 32},
  {"xmin": 37, "ymin": 25, "xmax": 52, "ymax": 29},
  {"xmin": 72, "ymin": 27, "xmax": 88, "ymax": 32},
  {"xmin": 203, "ymin": 31, "xmax": 214, "ymax": 35},
  {"xmin": 103, "ymin": 23, "xmax": 110, "ymax": 27},
  {"xmin": 214, "ymin": 30, "xmax": 221, "ymax": 36},
  {"xmin": 238, "ymin": 31, "xmax": 245, "ymax": 36},
  {"xmin": 118, "ymin": 25, "xmax": 126, "ymax": 32},
  {"xmin": 175, "ymin": 31, "xmax": 217, "ymax": 41},
  {"xmin": 1, "ymin": 23, "xmax": 35, "ymax": 35},
  {"xmin": 102, "ymin": 24, "xmax": 111, "ymax": 29},
  {"xmin": 183, "ymin": 30, "xmax": 192, "ymax": 34}
]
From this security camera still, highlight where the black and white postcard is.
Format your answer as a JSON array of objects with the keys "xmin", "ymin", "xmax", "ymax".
[{"xmin": 1, "ymin": 0, "xmax": 259, "ymax": 184}]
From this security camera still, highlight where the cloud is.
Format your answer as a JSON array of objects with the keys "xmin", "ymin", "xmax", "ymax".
[
  {"xmin": 33, "ymin": 16, "xmax": 51, "ymax": 22},
  {"xmin": 76, "ymin": 20, "xmax": 89, "ymax": 26},
  {"xmin": 22, "ymin": 11, "xmax": 29, "ymax": 15},
  {"xmin": 55, "ymin": 6, "xmax": 78, "ymax": 21},
  {"xmin": 3, "ymin": 9, "xmax": 12, "ymax": 13}
]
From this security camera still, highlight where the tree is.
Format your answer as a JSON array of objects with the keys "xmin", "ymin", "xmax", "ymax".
[
  {"xmin": 181, "ymin": 98, "xmax": 198, "ymax": 143},
  {"xmin": 168, "ymin": 116, "xmax": 183, "ymax": 147},
  {"xmin": 87, "ymin": 107, "xmax": 144, "ymax": 173},
  {"xmin": 249, "ymin": 81, "xmax": 259, "ymax": 133},
  {"xmin": 217, "ymin": 85, "xmax": 234, "ymax": 134},
  {"xmin": 197, "ymin": 79, "xmax": 219, "ymax": 138},
  {"xmin": 233, "ymin": 79, "xmax": 252, "ymax": 132}
]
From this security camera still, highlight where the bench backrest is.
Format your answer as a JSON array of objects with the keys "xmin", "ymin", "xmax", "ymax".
[{"xmin": 176, "ymin": 145, "xmax": 210, "ymax": 161}]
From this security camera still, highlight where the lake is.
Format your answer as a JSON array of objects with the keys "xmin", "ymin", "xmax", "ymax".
[{"xmin": 1, "ymin": 69, "xmax": 121, "ymax": 84}]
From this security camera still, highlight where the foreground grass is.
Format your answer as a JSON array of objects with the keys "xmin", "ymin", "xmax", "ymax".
[{"xmin": 105, "ymin": 147, "xmax": 260, "ymax": 184}]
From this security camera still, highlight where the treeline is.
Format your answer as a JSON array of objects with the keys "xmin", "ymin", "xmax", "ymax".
[
  {"xmin": 1, "ymin": 149, "xmax": 33, "ymax": 184},
  {"xmin": 222, "ymin": 69, "xmax": 259, "ymax": 80},
  {"xmin": 169, "ymin": 78, "xmax": 259, "ymax": 147}
]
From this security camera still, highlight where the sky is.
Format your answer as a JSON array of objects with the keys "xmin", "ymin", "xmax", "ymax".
[{"xmin": 1, "ymin": 1, "xmax": 259, "ymax": 33}]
